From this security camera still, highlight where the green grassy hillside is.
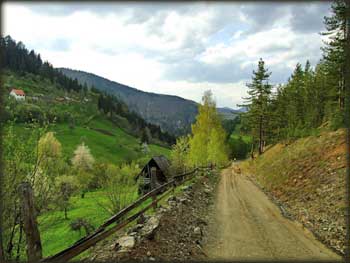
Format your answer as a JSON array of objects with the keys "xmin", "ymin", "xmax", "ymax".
[
  {"xmin": 50, "ymin": 119, "xmax": 170, "ymax": 165},
  {"xmin": 4, "ymin": 70, "xmax": 170, "ymax": 165},
  {"xmin": 3, "ymin": 70, "xmax": 171, "ymax": 259}
]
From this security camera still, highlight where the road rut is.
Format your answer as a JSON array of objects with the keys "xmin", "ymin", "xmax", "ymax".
[{"xmin": 204, "ymin": 165, "xmax": 341, "ymax": 260}]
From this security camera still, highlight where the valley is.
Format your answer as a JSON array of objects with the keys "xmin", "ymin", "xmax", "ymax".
[
  {"xmin": 1, "ymin": 0, "xmax": 348, "ymax": 261},
  {"xmin": 58, "ymin": 68, "xmax": 241, "ymax": 136}
]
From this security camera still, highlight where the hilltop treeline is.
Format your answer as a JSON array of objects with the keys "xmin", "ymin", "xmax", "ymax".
[
  {"xmin": 240, "ymin": 0, "xmax": 347, "ymax": 154},
  {"xmin": 0, "ymin": 35, "xmax": 86, "ymax": 93},
  {"xmin": 97, "ymin": 93, "xmax": 176, "ymax": 144},
  {"xmin": 0, "ymin": 35, "xmax": 175, "ymax": 145}
]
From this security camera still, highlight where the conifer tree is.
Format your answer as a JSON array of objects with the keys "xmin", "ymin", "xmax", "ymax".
[
  {"xmin": 240, "ymin": 58, "xmax": 272, "ymax": 154},
  {"xmin": 321, "ymin": 0, "xmax": 346, "ymax": 110}
]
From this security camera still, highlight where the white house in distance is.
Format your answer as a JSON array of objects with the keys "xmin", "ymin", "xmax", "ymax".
[{"xmin": 10, "ymin": 88, "xmax": 25, "ymax": 101}]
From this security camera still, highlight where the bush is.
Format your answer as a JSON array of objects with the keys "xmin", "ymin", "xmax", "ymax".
[
  {"xmin": 70, "ymin": 218, "xmax": 94, "ymax": 235},
  {"xmin": 98, "ymin": 163, "xmax": 139, "ymax": 215},
  {"xmin": 14, "ymin": 103, "xmax": 44, "ymax": 123},
  {"xmin": 330, "ymin": 110, "xmax": 345, "ymax": 131}
]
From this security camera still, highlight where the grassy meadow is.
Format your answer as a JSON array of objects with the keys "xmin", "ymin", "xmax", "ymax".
[{"xmin": 4, "ymin": 70, "xmax": 172, "ymax": 259}]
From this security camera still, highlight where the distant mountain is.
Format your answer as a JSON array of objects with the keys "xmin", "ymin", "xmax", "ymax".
[
  {"xmin": 58, "ymin": 68, "xmax": 239, "ymax": 136},
  {"xmin": 217, "ymin": 107, "xmax": 244, "ymax": 120},
  {"xmin": 58, "ymin": 68, "xmax": 198, "ymax": 136}
]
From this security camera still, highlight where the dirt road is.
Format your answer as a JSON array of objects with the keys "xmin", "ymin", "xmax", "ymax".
[{"xmin": 204, "ymin": 165, "xmax": 341, "ymax": 260}]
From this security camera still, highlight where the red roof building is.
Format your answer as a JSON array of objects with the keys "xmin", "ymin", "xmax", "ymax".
[
  {"xmin": 11, "ymin": 89, "xmax": 25, "ymax": 96},
  {"xmin": 10, "ymin": 88, "xmax": 26, "ymax": 100}
]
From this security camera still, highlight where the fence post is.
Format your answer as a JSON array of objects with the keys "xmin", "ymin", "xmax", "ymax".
[
  {"xmin": 151, "ymin": 169, "xmax": 157, "ymax": 211},
  {"xmin": 172, "ymin": 180, "xmax": 175, "ymax": 195},
  {"xmin": 18, "ymin": 182, "xmax": 42, "ymax": 262}
]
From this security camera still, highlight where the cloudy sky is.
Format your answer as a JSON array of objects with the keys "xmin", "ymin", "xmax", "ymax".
[{"xmin": 3, "ymin": 1, "xmax": 331, "ymax": 108}]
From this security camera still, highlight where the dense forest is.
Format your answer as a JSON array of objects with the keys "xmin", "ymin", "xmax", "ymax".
[
  {"xmin": 239, "ymin": 0, "xmax": 348, "ymax": 155},
  {"xmin": 0, "ymin": 35, "xmax": 175, "ymax": 145},
  {"xmin": 96, "ymin": 93, "xmax": 175, "ymax": 144}
]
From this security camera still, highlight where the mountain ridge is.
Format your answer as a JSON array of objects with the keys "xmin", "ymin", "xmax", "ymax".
[{"xmin": 58, "ymin": 67, "xmax": 239, "ymax": 135}]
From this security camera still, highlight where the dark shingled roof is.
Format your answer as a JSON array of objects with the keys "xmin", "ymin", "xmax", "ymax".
[
  {"xmin": 136, "ymin": 155, "xmax": 172, "ymax": 180},
  {"xmin": 152, "ymin": 155, "xmax": 171, "ymax": 177}
]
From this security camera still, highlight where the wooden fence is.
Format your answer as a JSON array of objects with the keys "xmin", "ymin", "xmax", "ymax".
[{"xmin": 42, "ymin": 167, "xmax": 210, "ymax": 262}]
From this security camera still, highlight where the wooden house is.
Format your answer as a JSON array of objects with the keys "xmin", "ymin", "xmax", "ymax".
[{"xmin": 135, "ymin": 155, "xmax": 172, "ymax": 194}]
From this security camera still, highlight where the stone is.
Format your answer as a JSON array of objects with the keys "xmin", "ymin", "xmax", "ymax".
[
  {"xmin": 195, "ymin": 217, "xmax": 208, "ymax": 226},
  {"xmin": 168, "ymin": 201, "xmax": 177, "ymax": 207},
  {"xmin": 194, "ymin": 226, "xmax": 202, "ymax": 236},
  {"xmin": 149, "ymin": 257, "xmax": 156, "ymax": 261},
  {"xmin": 158, "ymin": 207, "xmax": 168, "ymax": 213},
  {"xmin": 128, "ymin": 224, "xmax": 143, "ymax": 234},
  {"xmin": 147, "ymin": 251, "xmax": 152, "ymax": 257},
  {"xmin": 140, "ymin": 216, "xmax": 160, "ymax": 239},
  {"xmin": 167, "ymin": 196, "xmax": 177, "ymax": 202},
  {"xmin": 204, "ymin": 188, "xmax": 211, "ymax": 194},
  {"xmin": 114, "ymin": 236, "xmax": 135, "ymax": 252},
  {"xmin": 178, "ymin": 197, "xmax": 189, "ymax": 205},
  {"xmin": 137, "ymin": 214, "xmax": 149, "ymax": 224}
]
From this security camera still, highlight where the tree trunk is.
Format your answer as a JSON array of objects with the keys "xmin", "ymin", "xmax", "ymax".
[
  {"xmin": 344, "ymin": 4, "xmax": 350, "ymax": 262},
  {"xmin": 0, "ymin": 239, "xmax": 4, "ymax": 263},
  {"xmin": 6, "ymin": 210, "xmax": 19, "ymax": 259},
  {"xmin": 250, "ymin": 142, "xmax": 255, "ymax": 160},
  {"xmin": 18, "ymin": 182, "xmax": 42, "ymax": 262},
  {"xmin": 259, "ymin": 115, "xmax": 263, "ymax": 155},
  {"xmin": 64, "ymin": 207, "xmax": 68, "ymax": 220},
  {"xmin": 15, "ymin": 221, "xmax": 23, "ymax": 262}
]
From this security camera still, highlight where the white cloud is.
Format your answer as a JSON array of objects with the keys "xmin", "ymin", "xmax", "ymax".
[
  {"xmin": 151, "ymin": 80, "xmax": 248, "ymax": 109},
  {"xmin": 3, "ymin": 2, "xmax": 330, "ymax": 108}
]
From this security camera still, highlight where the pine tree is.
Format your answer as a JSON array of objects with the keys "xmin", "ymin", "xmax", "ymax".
[
  {"xmin": 240, "ymin": 58, "xmax": 272, "ymax": 154},
  {"xmin": 321, "ymin": 0, "xmax": 346, "ymax": 110}
]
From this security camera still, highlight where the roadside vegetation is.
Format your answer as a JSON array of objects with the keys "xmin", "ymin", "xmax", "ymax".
[
  {"xmin": 170, "ymin": 91, "xmax": 229, "ymax": 174},
  {"xmin": 238, "ymin": 1, "xmax": 346, "ymax": 156},
  {"xmin": 0, "ymin": 40, "xmax": 172, "ymax": 260},
  {"xmin": 239, "ymin": 128, "xmax": 346, "ymax": 254},
  {"xmin": 236, "ymin": 1, "xmax": 347, "ymax": 255}
]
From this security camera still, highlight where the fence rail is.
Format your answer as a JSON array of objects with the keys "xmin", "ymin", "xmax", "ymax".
[{"xmin": 43, "ymin": 166, "xmax": 211, "ymax": 262}]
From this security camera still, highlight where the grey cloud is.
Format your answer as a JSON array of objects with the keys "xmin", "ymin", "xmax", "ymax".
[
  {"xmin": 26, "ymin": 2, "xmax": 195, "ymax": 18},
  {"xmin": 163, "ymin": 58, "xmax": 252, "ymax": 84},
  {"xmin": 23, "ymin": 2, "xmax": 328, "ymax": 88},
  {"xmin": 25, "ymin": 3, "xmax": 113, "ymax": 16},
  {"xmin": 259, "ymin": 43, "xmax": 292, "ymax": 54},
  {"xmin": 161, "ymin": 33, "xmax": 323, "ymax": 86},
  {"xmin": 240, "ymin": 2, "xmax": 331, "ymax": 35},
  {"xmin": 240, "ymin": 3, "xmax": 289, "ymax": 34},
  {"xmin": 289, "ymin": 3, "xmax": 331, "ymax": 33}
]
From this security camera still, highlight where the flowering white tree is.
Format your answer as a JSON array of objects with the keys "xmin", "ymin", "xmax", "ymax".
[
  {"xmin": 71, "ymin": 142, "xmax": 95, "ymax": 171},
  {"xmin": 71, "ymin": 142, "xmax": 95, "ymax": 198}
]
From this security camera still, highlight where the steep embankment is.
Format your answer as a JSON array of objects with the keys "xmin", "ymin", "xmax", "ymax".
[{"xmin": 240, "ymin": 129, "xmax": 347, "ymax": 255}]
